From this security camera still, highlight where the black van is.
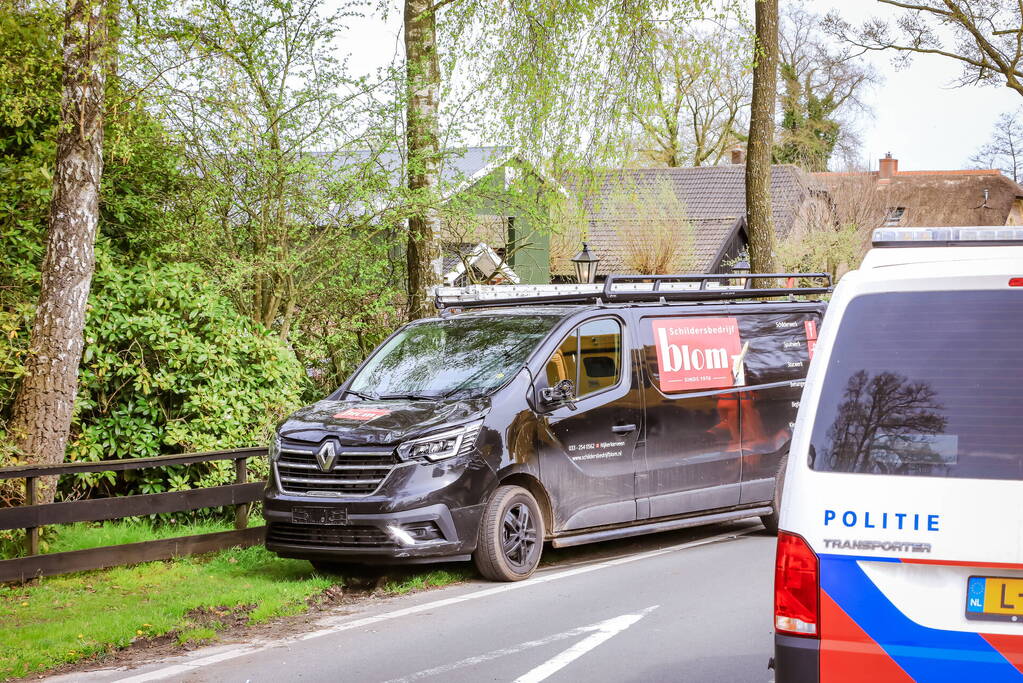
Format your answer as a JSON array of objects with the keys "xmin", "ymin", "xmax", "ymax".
[{"xmin": 264, "ymin": 274, "xmax": 829, "ymax": 581}]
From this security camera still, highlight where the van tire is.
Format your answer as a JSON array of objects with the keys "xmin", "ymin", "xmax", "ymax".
[
  {"xmin": 760, "ymin": 453, "xmax": 788, "ymax": 535},
  {"xmin": 473, "ymin": 485, "xmax": 543, "ymax": 582}
]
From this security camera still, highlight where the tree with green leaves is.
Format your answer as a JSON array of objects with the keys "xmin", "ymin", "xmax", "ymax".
[
  {"xmin": 628, "ymin": 22, "xmax": 752, "ymax": 168},
  {"xmin": 475, "ymin": 0, "xmax": 715, "ymax": 165},
  {"xmin": 126, "ymin": 0, "xmax": 408, "ymax": 386},
  {"xmin": 399, "ymin": 0, "xmax": 717, "ymax": 295},
  {"xmin": 0, "ymin": 3, "xmax": 311, "ymax": 512},
  {"xmin": 9, "ymin": 0, "xmax": 111, "ymax": 503},
  {"xmin": 775, "ymin": 3, "xmax": 877, "ymax": 171}
]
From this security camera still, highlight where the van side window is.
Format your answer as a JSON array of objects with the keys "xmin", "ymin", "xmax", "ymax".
[
  {"xmin": 545, "ymin": 319, "xmax": 622, "ymax": 398},
  {"xmin": 546, "ymin": 336, "xmax": 579, "ymax": 387}
]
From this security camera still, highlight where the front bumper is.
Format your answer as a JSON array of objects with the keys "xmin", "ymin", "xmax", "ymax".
[
  {"xmin": 263, "ymin": 448, "xmax": 495, "ymax": 565},
  {"xmin": 264, "ymin": 501, "xmax": 484, "ymax": 564}
]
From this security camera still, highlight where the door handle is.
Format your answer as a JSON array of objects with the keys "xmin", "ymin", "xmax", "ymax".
[{"xmin": 611, "ymin": 424, "xmax": 637, "ymax": 434}]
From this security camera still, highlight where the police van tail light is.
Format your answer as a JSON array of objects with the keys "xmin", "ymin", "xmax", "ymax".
[{"xmin": 775, "ymin": 531, "xmax": 819, "ymax": 638}]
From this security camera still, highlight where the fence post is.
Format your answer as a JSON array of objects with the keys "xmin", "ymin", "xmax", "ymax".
[
  {"xmin": 24, "ymin": 476, "xmax": 39, "ymax": 556},
  {"xmin": 234, "ymin": 457, "xmax": 248, "ymax": 530}
]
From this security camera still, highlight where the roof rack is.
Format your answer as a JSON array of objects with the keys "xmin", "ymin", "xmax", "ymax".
[{"xmin": 431, "ymin": 273, "xmax": 832, "ymax": 311}]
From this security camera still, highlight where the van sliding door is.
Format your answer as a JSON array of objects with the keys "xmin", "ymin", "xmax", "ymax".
[{"xmin": 635, "ymin": 314, "xmax": 744, "ymax": 517}]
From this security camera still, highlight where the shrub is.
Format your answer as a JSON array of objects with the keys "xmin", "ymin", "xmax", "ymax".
[
  {"xmin": 775, "ymin": 221, "xmax": 865, "ymax": 284},
  {"xmin": 64, "ymin": 251, "xmax": 308, "ymax": 498}
]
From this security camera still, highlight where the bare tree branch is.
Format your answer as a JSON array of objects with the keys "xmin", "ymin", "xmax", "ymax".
[{"xmin": 827, "ymin": 0, "xmax": 1023, "ymax": 98}]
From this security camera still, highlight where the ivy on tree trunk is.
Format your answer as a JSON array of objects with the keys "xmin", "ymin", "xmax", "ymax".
[
  {"xmin": 745, "ymin": 0, "xmax": 778, "ymax": 281},
  {"xmin": 404, "ymin": 0, "xmax": 443, "ymax": 320},
  {"xmin": 9, "ymin": 0, "xmax": 108, "ymax": 503}
]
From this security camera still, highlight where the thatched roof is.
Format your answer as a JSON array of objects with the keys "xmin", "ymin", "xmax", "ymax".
[{"xmin": 816, "ymin": 169, "xmax": 1023, "ymax": 228}]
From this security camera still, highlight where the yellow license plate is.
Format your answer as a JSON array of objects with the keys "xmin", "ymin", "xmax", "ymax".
[{"xmin": 966, "ymin": 576, "xmax": 1023, "ymax": 622}]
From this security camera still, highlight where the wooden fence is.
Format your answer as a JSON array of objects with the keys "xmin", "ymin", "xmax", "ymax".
[{"xmin": 0, "ymin": 447, "xmax": 268, "ymax": 583}]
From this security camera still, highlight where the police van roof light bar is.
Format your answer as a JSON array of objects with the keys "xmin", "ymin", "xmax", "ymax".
[{"xmin": 872, "ymin": 226, "xmax": 1023, "ymax": 247}]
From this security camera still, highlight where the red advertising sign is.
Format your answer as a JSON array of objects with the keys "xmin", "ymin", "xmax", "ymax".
[
  {"xmin": 804, "ymin": 319, "xmax": 818, "ymax": 360},
  {"xmin": 333, "ymin": 408, "xmax": 392, "ymax": 421},
  {"xmin": 651, "ymin": 317, "xmax": 743, "ymax": 391}
]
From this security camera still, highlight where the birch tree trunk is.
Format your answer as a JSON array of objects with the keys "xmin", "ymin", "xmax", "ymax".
[
  {"xmin": 9, "ymin": 0, "xmax": 108, "ymax": 504},
  {"xmin": 745, "ymin": 0, "xmax": 778, "ymax": 280},
  {"xmin": 404, "ymin": 0, "xmax": 443, "ymax": 320}
]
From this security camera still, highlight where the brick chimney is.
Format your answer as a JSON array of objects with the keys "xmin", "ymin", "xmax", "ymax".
[
  {"xmin": 878, "ymin": 152, "xmax": 898, "ymax": 182},
  {"xmin": 730, "ymin": 147, "xmax": 746, "ymax": 165}
]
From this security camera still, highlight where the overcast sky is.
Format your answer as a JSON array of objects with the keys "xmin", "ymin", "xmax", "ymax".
[
  {"xmin": 815, "ymin": 0, "xmax": 1021, "ymax": 172},
  {"xmin": 335, "ymin": 0, "xmax": 1022, "ymax": 172}
]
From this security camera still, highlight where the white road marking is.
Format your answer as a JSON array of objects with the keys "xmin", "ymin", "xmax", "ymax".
[
  {"xmin": 382, "ymin": 606, "xmax": 658, "ymax": 683},
  {"xmin": 108, "ymin": 526, "xmax": 755, "ymax": 683},
  {"xmin": 512, "ymin": 606, "xmax": 658, "ymax": 683}
]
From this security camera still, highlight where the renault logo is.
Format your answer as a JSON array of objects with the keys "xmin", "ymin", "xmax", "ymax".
[{"xmin": 315, "ymin": 441, "xmax": 339, "ymax": 472}]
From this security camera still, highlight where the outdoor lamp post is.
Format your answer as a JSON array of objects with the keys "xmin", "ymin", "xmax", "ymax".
[
  {"xmin": 571, "ymin": 242, "xmax": 600, "ymax": 284},
  {"xmin": 732, "ymin": 258, "xmax": 751, "ymax": 288}
]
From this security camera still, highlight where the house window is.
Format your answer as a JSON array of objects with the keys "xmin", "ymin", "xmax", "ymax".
[{"xmin": 884, "ymin": 207, "xmax": 905, "ymax": 226}]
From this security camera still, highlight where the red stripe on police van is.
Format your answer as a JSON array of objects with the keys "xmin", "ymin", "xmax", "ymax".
[
  {"xmin": 820, "ymin": 590, "xmax": 914, "ymax": 683},
  {"xmin": 983, "ymin": 633, "xmax": 1023, "ymax": 675},
  {"xmin": 901, "ymin": 558, "xmax": 1023, "ymax": 571}
]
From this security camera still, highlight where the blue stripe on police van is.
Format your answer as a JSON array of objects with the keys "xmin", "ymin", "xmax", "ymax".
[{"xmin": 819, "ymin": 554, "xmax": 1023, "ymax": 681}]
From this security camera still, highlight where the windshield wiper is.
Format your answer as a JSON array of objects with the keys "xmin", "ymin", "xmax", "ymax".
[
  {"xmin": 344, "ymin": 389, "xmax": 378, "ymax": 400},
  {"xmin": 376, "ymin": 392, "xmax": 436, "ymax": 401}
]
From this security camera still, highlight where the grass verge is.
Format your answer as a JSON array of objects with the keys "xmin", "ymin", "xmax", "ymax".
[
  {"xmin": 0, "ymin": 545, "xmax": 332, "ymax": 680},
  {"xmin": 381, "ymin": 567, "xmax": 473, "ymax": 595},
  {"xmin": 46, "ymin": 519, "xmax": 237, "ymax": 554},
  {"xmin": 0, "ymin": 521, "xmax": 472, "ymax": 681}
]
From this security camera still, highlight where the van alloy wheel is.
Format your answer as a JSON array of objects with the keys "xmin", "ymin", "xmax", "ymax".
[
  {"xmin": 473, "ymin": 485, "xmax": 544, "ymax": 581},
  {"xmin": 502, "ymin": 503, "xmax": 538, "ymax": 570}
]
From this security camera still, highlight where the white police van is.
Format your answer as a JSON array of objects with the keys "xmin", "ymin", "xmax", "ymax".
[{"xmin": 773, "ymin": 227, "xmax": 1023, "ymax": 681}]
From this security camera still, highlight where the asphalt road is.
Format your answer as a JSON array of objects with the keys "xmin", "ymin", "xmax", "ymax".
[{"xmin": 57, "ymin": 520, "xmax": 777, "ymax": 683}]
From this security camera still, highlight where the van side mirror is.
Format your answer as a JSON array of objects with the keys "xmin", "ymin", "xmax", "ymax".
[{"xmin": 540, "ymin": 379, "xmax": 577, "ymax": 410}]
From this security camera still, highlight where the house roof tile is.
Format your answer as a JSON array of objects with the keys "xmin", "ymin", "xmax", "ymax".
[
  {"xmin": 579, "ymin": 165, "xmax": 821, "ymax": 236},
  {"xmin": 584, "ymin": 216, "xmax": 742, "ymax": 274},
  {"xmin": 564, "ymin": 165, "xmax": 822, "ymax": 276}
]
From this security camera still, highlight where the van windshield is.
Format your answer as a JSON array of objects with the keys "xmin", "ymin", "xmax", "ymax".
[
  {"xmin": 809, "ymin": 290, "xmax": 1023, "ymax": 480},
  {"xmin": 347, "ymin": 315, "xmax": 560, "ymax": 400}
]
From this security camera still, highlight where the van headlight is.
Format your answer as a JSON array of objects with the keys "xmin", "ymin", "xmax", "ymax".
[
  {"xmin": 397, "ymin": 421, "xmax": 483, "ymax": 462},
  {"xmin": 269, "ymin": 433, "xmax": 281, "ymax": 461}
]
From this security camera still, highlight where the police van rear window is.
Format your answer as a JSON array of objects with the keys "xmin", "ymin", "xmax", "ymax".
[{"xmin": 809, "ymin": 291, "xmax": 1023, "ymax": 480}]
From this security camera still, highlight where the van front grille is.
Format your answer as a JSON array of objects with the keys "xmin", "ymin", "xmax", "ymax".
[
  {"xmin": 276, "ymin": 438, "xmax": 399, "ymax": 495},
  {"xmin": 267, "ymin": 522, "xmax": 396, "ymax": 548}
]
